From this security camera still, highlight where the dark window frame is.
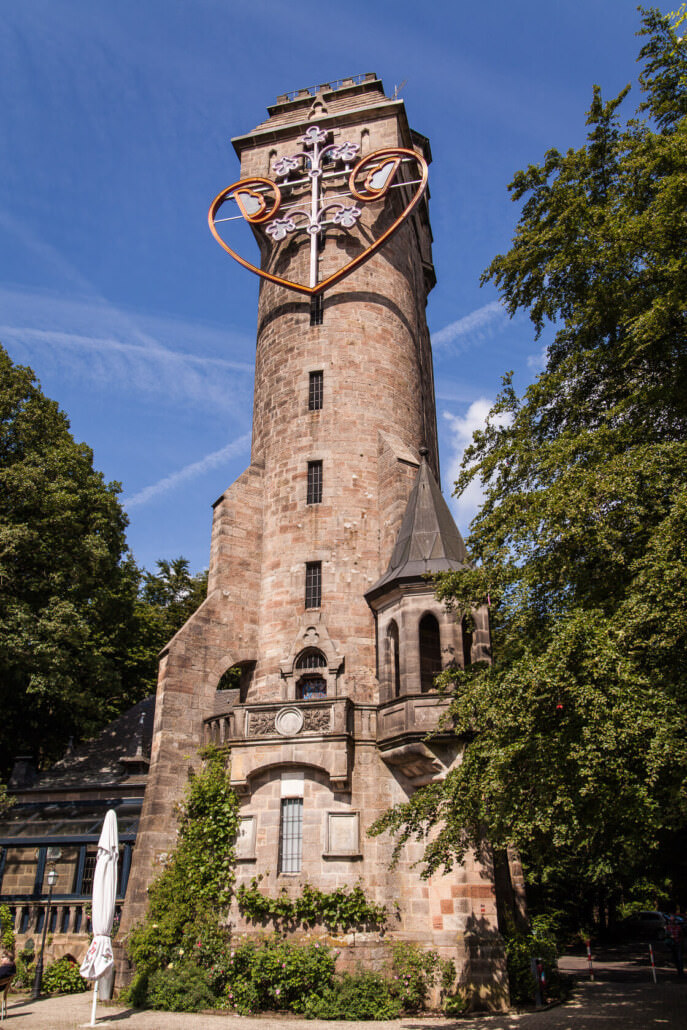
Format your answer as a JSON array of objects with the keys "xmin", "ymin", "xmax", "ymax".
[
  {"xmin": 278, "ymin": 797, "xmax": 303, "ymax": 874},
  {"xmin": 419, "ymin": 612, "xmax": 442, "ymax": 692},
  {"xmin": 307, "ymin": 460, "xmax": 323, "ymax": 504},
  {"xmin": 305, "ymin": 561, "xmax": 322, "ymax": 609},
  {"xmin": 308, "ymin": 371, "xmax": 323, "ymax": 411}
]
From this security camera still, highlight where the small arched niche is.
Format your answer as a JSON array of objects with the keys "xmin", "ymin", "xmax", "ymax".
[
  {"xmin": 295, "ymin": 648, "xmax": 327, "ymax": 700},
  {"xmin": 419, "ymin": 612, "xmax": 442, "ymax": 692},
  {"xmin": 217, "ymin": 661, "xmax": 255, "ymax": 703},
  {"xmin": 386, "ymin": 620, "xmax": 401, "ymax": 698}
]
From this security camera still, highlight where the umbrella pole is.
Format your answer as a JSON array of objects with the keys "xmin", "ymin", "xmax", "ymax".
[{"xmin": 90, "ymin": 978, "xmax": 99, "ymax": 1027}]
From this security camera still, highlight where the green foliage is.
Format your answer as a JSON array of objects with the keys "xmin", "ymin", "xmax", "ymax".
[
  {"xmin": 14, "ymin": 945, "xmax": 34, "ymax": 988},
  {"xmin": 504, "ymin": 934, "xmax": 561, "ymax": 1005},
  {"xmin": 388, "ymin": 942, "xmax": 455, "ymax": 1012},
  {"xmin": 0, "ymin": 346, "xmax": 140, "ymax": 774},
  {"xmin": 146, "ymin": 961, "xmax": 216, "ymax": 1013},
  {"xmin": 371, "ymin": 10, "xmax": 687, "ymax": 928},
  {"xmin": 303, "ymin": 971, "xmax": 401, "ymax": 1021},
  {"xmin": 237, "ymin": 876, "xmax": 387, "ymax": 931},
  {"xmin": 0, "ymin": 905, "xmax": 15, "ymax": 955},
  {"xmin": 224, "ymin": 935, "xmax": 336, "ymax": 1015},
  {"xmin": 42, "ymin": 957, "xmax": 87, "ymax": 995},
  {"xmin": 125, "ymin": 746, "xmax": 239, "ymax": 979},
  {"xmin": 442, "ymin": 992, "xmax": 467, "ymax": 1016}
]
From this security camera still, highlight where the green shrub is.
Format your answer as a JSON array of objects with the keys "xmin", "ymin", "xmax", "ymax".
[
  {"xmin": 0, "ymin": 905, "xmax": 14, "ymax": 955},
  {"xmin": 504, "ymin": 933, "xmax": 561, "ymax": 1005},
  {"xmin": 123, "ymin": 970, "xmax": 149, "ymax": 1009},
  {"xmin": 146, "ymin": 961, "xmax": 216, "ymax": 1012},
  {"xmin": 389, "ymin": 942, "xmax": 455, "ymax": 1011},
  {"xmin": 442, "ymin": 992, "xmax": 467, "ymax": 1016},
  {"xmin": 14, "ymin": 945, "xmax": 35, "ymax": 989},
  {"xmin": 42, "ymin": 957, "xmax": 87, "ymax": 995},
  {"xmin": 225, "ymin": 936, "xmax": 336, "ymax": 1014},
  {"xmin": 303, "ymin": 971, "xmax": 402, "ymax": 1021}
]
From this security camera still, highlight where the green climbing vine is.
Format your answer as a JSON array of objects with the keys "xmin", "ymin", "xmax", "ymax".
[
  {"xmin": 125, "ymin": 745, "xmax": 240, "ymax": 982},
  {"xmin": 236, "ymin": 876, "xmax": 388, "ymax": 931}
]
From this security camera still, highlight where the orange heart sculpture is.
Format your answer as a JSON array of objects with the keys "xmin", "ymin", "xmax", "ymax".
[{"xmin": 208, "ymin": 147, "xmax": 428, "ymax": 296}]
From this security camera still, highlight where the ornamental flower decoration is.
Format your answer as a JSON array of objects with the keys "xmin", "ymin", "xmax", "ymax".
[
  {"xmin": 329, "ymin": 141, "xmax": 360, "ymax": 163},
  {"xmin": 273, "ymin": 155, "xmax": 301, "ymax": 178},
  {"xmin": 266, "ymin": 216, "xmax": 296, "ymax": 241},
  {"xmin": 298, "ymin": 126, "xmax": 328, "ymax": 147},
  {"xmin": 332, "ymin": 205, "xmax": 362, "ymax": 228},
  {"xmin": 209, "ymin": 122, "xmax": 429, "ymax": 295}
]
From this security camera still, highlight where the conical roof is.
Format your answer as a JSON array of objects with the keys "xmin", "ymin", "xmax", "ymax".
[{"xmin": 365, "ymin": 452, "xmax": 469, "ymax": 601}]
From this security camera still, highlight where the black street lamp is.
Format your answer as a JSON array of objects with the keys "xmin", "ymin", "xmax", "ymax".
[{"xmin": 31, "ymin": 866, "xmax": 58, "ymax": 1000}]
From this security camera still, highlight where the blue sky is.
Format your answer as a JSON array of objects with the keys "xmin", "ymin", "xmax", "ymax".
[{"xmin": 1, "ymin": 1, "xmax": 647, "ymax": 573}]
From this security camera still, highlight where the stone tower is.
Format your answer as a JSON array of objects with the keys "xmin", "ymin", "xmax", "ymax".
[{"xmin": 120, "ymin": 74, "xmax": 512, "ymax": 1006}]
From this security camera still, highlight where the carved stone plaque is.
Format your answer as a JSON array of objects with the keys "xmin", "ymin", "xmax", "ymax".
[
  {"xmin": 275, "ymin": 706, "xmax": 304, "ymax": 736},
  {"xmin": 251, "ymin": 711, "xmax": 276, "ymax": 736},
  {"xmin": 302, "ymin": 707, "xmax": 331, "ymax": 733}
]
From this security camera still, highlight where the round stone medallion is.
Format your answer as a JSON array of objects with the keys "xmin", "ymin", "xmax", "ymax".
[{"xmin": 275, "ymin": 706, "xmax": 304, "ymax": 737}]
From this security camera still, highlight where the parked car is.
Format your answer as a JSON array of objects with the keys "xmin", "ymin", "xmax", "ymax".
[{"xmin": 621, "ymin": 911, "xmax": 666, "ymax": 940}]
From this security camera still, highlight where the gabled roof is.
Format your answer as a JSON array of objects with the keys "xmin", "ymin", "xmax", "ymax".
[{"xmin": 366, "ymin": 452, "xmax": 469, "ymax": 601}]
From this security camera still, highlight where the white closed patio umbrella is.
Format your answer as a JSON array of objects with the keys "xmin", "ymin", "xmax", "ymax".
[{"xmin": 79, "ymin": 809, "xmax": 118, "ymax": 1027}]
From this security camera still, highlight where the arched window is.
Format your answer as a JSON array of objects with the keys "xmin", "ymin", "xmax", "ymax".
[
  {"xmin": 295, "ymin": 649, "xmax": 327, "ymax": 699},
  {"xmin": 387, "ymin": 621, "xmax": 401, "ymax": 697},
  {"xmin": 296, "ymin": 649, "xmax": 327, "ymax": 670},
  {"xmin": 419, "ymin": 613, "xmax": 442, "ymax": 692},
  {"xmin": 461, "ymin": 616, "xmax": 473, "ymax": 668}
]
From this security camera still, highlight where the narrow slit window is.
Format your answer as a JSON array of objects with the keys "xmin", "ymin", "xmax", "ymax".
[
  {"xmin": 307, "ymin": 461, "xmax": 323, "ymax": 504},
  {"xmin": 309, "ymin": 370, "xmax": 323, "ymax": 410},
  {"xmin": 279, "ymin": 798, "xmax": 303, "ymax": 873},
  {"xmin": 305, "ymin": 561, "xmax": 321, "ymax": 609},
  {"xmin": 310, "ymin": 294, "xmax": 324, "ymax": 326}
]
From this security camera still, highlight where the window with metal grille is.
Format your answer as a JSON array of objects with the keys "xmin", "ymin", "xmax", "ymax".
[
  {"xmin": 80, "ymin": 848, "xmax": 98, "ymax": 896},
  {"xmin": 310, "ymin": 295, "xmax": 324, "ymax": 326},
  {"xmin": 305, "ymin": 561, "xmax": 321, "ymax": 609},
  {"xmin": 278, "ymin": 798, "xmax": 303, "ymax": 873},
  {"xmin": 309, "ymin": 370, "xmax": 323, "ymax": 410},
  {"xmin": 296, "ymin": 649, "xmax": 326, "ymax": 669},
  {"xmin": 307, "ymin": 461, "xmax": 323, "ymax": 504}
]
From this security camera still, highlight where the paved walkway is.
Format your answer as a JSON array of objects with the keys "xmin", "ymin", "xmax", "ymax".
[{"xmin": 4, "ymin": 948, "xmax": 686, "ymax": 1029}]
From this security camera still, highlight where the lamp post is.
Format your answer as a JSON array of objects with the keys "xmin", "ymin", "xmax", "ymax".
[{"xmin": 31, "ymin": 865, "xmax": 58, "ymax": 1000}]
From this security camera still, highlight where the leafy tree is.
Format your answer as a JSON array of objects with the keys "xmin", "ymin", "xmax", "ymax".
[
  {"xmin": 0, "ymin": 346, "xmax": 140, "ymax": 775},
  {"xmin": 126, "ymin": 558, "xmax": 209, "ymax": 698},
  {"xmin": 373, "ymin": 9, "xmax": 687, "ymax": 929},
  {"xmin": 0, "ymin": 347, "xmax": 210, "ymax": 777}
]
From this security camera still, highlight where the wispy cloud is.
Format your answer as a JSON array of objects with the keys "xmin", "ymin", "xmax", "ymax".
[
  {"xmin": 431, "ymin": 300, "xmax": 506, "ymax": 353},
  {"xmin": 123, "ymin": 433, "xmax": 252, "ymax": 508},
  {"xmin": 527, "ymin": 345, "xmax": 548, "ymax": 372},
  {"xmin": 442, "ymin": 399, "xmax": 511, "ymax": 534},
  {"xmin": 0, "ymin": 209, "xmax": 253, "ymax": 413},
  {"xmin": 0, "ymin": 284, "xmax": 253, "ymax": 413}
]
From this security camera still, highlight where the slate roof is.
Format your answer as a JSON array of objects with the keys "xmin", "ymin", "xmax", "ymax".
[
  {"xmin": 366, "ymin": 453, "xmax": 469, "ymax": 601},
  {"xmin": 30, "ymin": 696, "xmax": 155, "ymax": 789}
]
